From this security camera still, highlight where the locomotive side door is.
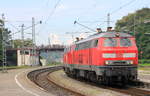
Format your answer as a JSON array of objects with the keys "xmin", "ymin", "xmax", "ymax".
[
  {"xmin": 89, "ymin": 47, "xmax": 92, "ymax": 69},
  {"xmin": 89, "ymin": 39, "xmax": 99, "ymax": 68},
  {"xmin": 87, "ymin": 40, "xmax": 92, "ymax": 69}
]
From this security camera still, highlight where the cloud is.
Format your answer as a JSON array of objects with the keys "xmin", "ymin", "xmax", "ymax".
[
  {"xmin": 79, "ymin": 33, "xmax": 88, "ymax": 38},
  {"xmin": 54, "ymin": 3, "xmax": 68, "ymax": 14},
  {"xmin": 58, "ymin": 4, "xmax": 67, "ymax": 10},
  {"xmin": 49, "ymin": 34, "xmax": 61, "ymax": 45},
  {"xmin": 66, "ymin": 39, "xmax": 73, "ymax": 45}
]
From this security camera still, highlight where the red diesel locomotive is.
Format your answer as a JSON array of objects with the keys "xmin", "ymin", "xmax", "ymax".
[{"xmin": 63, "ymin": 31, "xmax": 138, "ymax": 83}]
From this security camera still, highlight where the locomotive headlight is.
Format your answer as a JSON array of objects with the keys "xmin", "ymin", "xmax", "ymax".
[
  {"xmin": 123, "ymin": 53, "xmax": 136, "ymax": 58},
  {"xmin": 105, "ymin": 61, "xmax": 109, "ymax": 65},
  {"xmin": 103, "ymin": 53, "xmax": 116, "ymax": 58},
  {"xmin": 126, "ymin": 60, "xmax": 134, "ymax": 64},
  {"xmin": 130, "ymin": 61, "xmax": 134, "ymax": 64}
]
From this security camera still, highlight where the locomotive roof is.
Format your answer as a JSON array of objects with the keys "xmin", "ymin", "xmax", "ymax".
[{"xmin": 75, "ymin": 32, "xmax": 133, "ymax": 44}]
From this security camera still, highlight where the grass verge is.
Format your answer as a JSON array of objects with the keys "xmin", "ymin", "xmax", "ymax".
[
  {"xmin": 47, "ymin": 62, "xmax": 62, "ymax": 66},
  {"xmin": 0, "ymin": 65, "xmax": 31, "ymax": 70},
  {"xmin": 139, "ymin": 63, "xmax": 150, "ymax": 67}
]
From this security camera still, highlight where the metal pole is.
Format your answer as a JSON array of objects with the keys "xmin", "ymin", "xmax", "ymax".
[
  {"xmin": 21, "ymin": 24, "xmax": 25, "ymax": 66},
  {"xmin": 107, "ymin": 13, "xmax": 110, "ymax": 28},
  {"xmin": 71, "ymin": 34, "xmax": 74, "ymax": 43},
  {"xmin": 133, "ymin": 14, "xmax": 136, "ymax": 36},
  {"xmin": 32, "ymin": 17, "xmax": 36, "ymax": 66},
  {"xmin": 1, "ymin": 14, "xmax": 7, "ymax": 73},
  {"xmin": 48, "ymin": 37, "xmax": 51, "ymax": 46}
]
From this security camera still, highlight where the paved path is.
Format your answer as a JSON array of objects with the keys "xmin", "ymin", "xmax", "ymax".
[
  {"xmin": 138, "ymin": 70, "xmax": 150, "ymax": 83},
  {"xmin": 0, "ymin": 68, "xmax": 149, "ymax": 96},
  {"xmin": 0, "ymin": 68, "xmax": 54, "ymax": 96}
]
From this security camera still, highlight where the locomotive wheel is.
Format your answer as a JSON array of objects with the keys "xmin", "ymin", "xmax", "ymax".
[
  {"xmin": 74, "ymin": 69, "xmax": 80, "ymax": 79},
  {"xmin": 120, "ymin": 77, "xmax": 128, "ymax": 86},
  {"xmin": 84, "ymin": 71, "xmax": 89, "ymax": 81},
  {"xmin": 103, "ymin": 77, "xmax": 112, "ymax": 85},
  {"xmin": 72, "ymin": 70, "xmax": 76, "ymax": 78},
  {"xmin": 89, "ymin": 72, "xmax": 97, "ymax": 83},
  {"xmin": 84, "ymin": 71, "xmax": 90, "ymax": 82},
  {"xmin": 65, "ymin": 68, "xmax": 72, "ymax": 77}
]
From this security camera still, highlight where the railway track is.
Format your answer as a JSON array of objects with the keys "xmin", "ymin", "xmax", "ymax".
[
  {"xmin": 111, "ymin": 80, "xmax": 150, "ymax": 96},
  {"xmin": 101, "ymin": 85, "xmax": 150, "ymax": 96},
  {"xmin": 73, "ymin": 75, "xmax": 150, "ymax": 96},
  {"xmin": 27, "ymin": 66, "xmax": 150, "ymax": 96},
  {"xmin": 27, "ymin": 66, "xmax": 84, "ymax": 96}
]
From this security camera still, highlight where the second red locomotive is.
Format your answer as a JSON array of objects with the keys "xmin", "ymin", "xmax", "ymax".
[{"xmin": 63, "ymin": 31, "xmax": 138, "ymax": 84}]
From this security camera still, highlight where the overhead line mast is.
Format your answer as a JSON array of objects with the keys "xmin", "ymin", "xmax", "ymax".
[
  {"xmin": 32, "ymin": 17, "xmax": 36, "ymax": 66},
  {"xmin": 1, "ymin": 14, "xmax": 7, "ymax": 73},
  {"xmin": 21, "ymin": 24, "xmax": 25, "ymax": 66},
  {"xmin": 107, "ymin": 13, "xmax": 110, "ymax": 28}
]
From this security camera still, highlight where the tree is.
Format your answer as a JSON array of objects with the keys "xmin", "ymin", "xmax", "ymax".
[
  {"xmin": 115, "ymin": 8, "xmax": 150, "ymax": 59},
  {"xmin": 0, "ymin": 19, "xmax": 12, "ymax": 62},
  {"xmin": 13, "ymin": 38, "xmax": 34, "ymax": 48},
  {"xmin": 0, "ymin": 20, "xmax": 3, "ymax": 61}
]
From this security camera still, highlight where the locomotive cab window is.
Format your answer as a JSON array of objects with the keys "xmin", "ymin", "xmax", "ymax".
[
  {"xmin": 104, "ymin": 38, "xmax": 117, "ymax": 47},
  {"xmin": 120, "ymin": 38, "xmax": 132, "ymax": 47},
  {"xmin": 93, "ymin": 39, "xmax": 98, "ymax": 47},
  {"xmin": 75, "ymin": 44, "xmax": 79, "ymax": 50}
]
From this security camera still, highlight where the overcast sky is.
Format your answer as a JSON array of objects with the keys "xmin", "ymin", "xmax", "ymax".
[{"xmin": 0, "ymin": 0, "xmax": 149, "ymax": 45}]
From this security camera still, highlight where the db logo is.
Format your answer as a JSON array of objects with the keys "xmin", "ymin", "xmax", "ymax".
[{"xmin": 117, "ymin": 53, "xmax": 122, "ymax": 58}]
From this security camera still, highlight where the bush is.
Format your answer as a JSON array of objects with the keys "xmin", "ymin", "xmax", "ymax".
[{"xmin": 139, "ymin": 59, "xmax": 150, "ymax": 64}]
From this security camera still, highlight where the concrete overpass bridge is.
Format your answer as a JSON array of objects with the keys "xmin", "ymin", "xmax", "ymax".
[{"xmin": 2, "ymin": 45, "xmax": 64, "ymax": 66}]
